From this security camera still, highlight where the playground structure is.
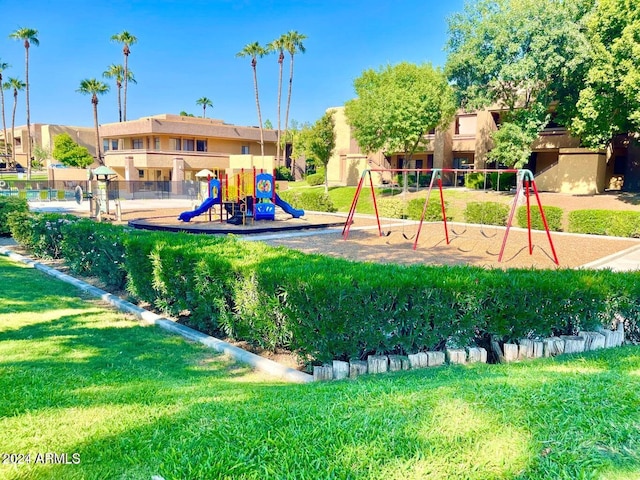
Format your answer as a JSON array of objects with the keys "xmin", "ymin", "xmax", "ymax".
[
  {"xmin": 342, "ymin": 168, "xmax": 559, "ymax": 265},
  {"xmin": 178, "ymin": 168, "xmax": 304, "ymax": 225}
]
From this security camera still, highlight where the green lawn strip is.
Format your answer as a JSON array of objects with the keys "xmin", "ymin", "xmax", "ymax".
[{"xmin": 1, "ymin": 256, "xmax": 639, "ymax": 479}]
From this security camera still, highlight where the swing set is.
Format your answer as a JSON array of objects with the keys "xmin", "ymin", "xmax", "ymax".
[{"xmin": 342, "ymin": 168, "xmax": 559, "ymax": 265}]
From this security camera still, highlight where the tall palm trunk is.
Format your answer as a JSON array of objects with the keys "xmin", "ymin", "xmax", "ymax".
[
  {"xmin": 251, "ymin": 58, "xmax": 265, "ymax": 158},
  {"xmin": 24, "ymin": 40, "xmax": 32, "ymax": 179},
  {"xmin": 92, "ymin": 94, "xmax": 103, "ymax": 165},
  {"xmin": 283, "ymin": 54, "xmax": 296, "ymax": 175},
  {"xmin": 123, "ymin": 46, "xmax": 129, "ymax": 121},
  {"xmin": 0, "ymin": 74, "xmax": 7, "ymax": 160},
  {"xmin": 276, "ymin": 50, "xmax": 284, "ymax": 167},
  {"xmin": 10, "ymin": 90, "xmax": 17, "ymax": 167},
  {"xmin": 116, "ymin": 79, "xmax": 122, "ymax": 122}
]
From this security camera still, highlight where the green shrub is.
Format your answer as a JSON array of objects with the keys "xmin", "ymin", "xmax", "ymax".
[
  {"xmin": 489, "ymin": 172, "xmax": 517, "ymax": 191},
  {"xmin": 7, "ymin": 211, "xmax": 78, "ymax": 259},
  {"xmin": 0, "ymin": 196, "xmax": 28, "ymax": 236},
  {"xmin": 517, "ymin": 205, "xmax": 563, "ymax": 231},
  {"xmin": 377, "ymin": 198, "xmax": 406, "ymax": 218},
  {"xmin": 60, "ymin": 219, "xmax": 128, "ymax": 290},
  {"xmin": 275, "ymin": 166, "xmax": 294, "ymax": 181},
  {"xmin": 278, "ymin": 189, "xmax": 336, "ymax": 212},
  {"xmin": 568, "ymin": 210, "xmax": 640, "ymax": 238},
  {"xmin": 465, "ymin": 173, "xmax": 487, "ymax": 190},
  {"xmin": 464, "ymin": 201, "xmax": 509, "ymax": 226},
  {"xmin": 306, "ymin": 173, "xmax": 324, "ymax": 186},
  {"xmin": 406, "ymin": 197, "xmax": 448, "ymax": 221}
]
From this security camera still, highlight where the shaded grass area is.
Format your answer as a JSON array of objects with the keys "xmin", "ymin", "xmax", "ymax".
[{"xmin": 1, "ymin": 256, "xmax": 640, "ymax": 479}]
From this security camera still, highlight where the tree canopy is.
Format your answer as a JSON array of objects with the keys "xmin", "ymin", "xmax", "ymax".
[
  {"xmin": 569, "ymin": 0, "xmax": 640, "ymax": 148},
  {"xmin": 298, "ymin": 111, "xmax": 336, "ymax": 192},
  {"xmin": 344, "ymin": 62, "xmax": 456, "ymax": 160},
  {"xmin": 52, "ymin": 133, "xmax": 93, "ymax": 168},
  {"xmin": 445, "ymin": 0, "xmax": 593, "ymax": 166}
]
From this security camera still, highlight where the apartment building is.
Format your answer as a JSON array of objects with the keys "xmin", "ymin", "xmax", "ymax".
[
  {"xmin": 327, "ymin": 106, "xmax": 638, "ymax": 194},
  {"xmin": 99, "ymin": 114, "xmax": 279, "ymax": 182}
]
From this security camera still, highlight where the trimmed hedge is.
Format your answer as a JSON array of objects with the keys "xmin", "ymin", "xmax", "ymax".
[
  {"xmin": 377, "ymin": 197, "xmax": 447, "ymax": 221},
  {"xmin": 568, "ymin": 210, "xmax": 640, "ymax": 238},
  {"xmin": 0, "ymin": 196, "xmax": 28, "ymax": 236},
  {"xmin": 306, "ymin": 173, "xmax": 324, "ymax": 186},
  {"xmin": 278, "ymin": 189, "xmax": 337, "ymax": 212},
  {"xmin": 7, "ymin": 211, "xmax": 640, "ymax": 366},
  {"xmin": 517, "ymin": 205, "xmax": 563, "ymax": 231},
  {"xmin": 464, "ymin": 201, "xmax": 509, "ymax": 226}
]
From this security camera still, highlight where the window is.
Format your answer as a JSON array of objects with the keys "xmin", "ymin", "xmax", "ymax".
[
  {"xmin": 172, "ymin": 138, "xmax": 181, "ymax": 151},
  {"xmin": 103, "ymin": 139, "xmax": 110, "ymax": 152},
  {"xmin": 154, "ymin": 137, "xmax": 160, "ymax": 150},
  {"xmin": 111, "ymin": 139, "xmax": 119, "ymax": 151},
  {"xmin": 132, "ymin": 138, "xmax": 144, "ymax": 149},
  {"xmin": 241, "ymin": 145, "xmax": 250, "ymax": 154},
  {"xmin": 415, "ymin": 159, "xmax": 423, "ymax": 170},
  {"xmin": 196, "ymin": 139, "xmax": 207, "ymax": 152},
  {"xmin": 138, "ymin": 169, "xmax": 144, "ymax": 179},
  {"xmin": 183, "ymin": 139, "xmax": 195, "ymax": 151},
  {"xmin": 15, "ymin": 137, "xmax": 21, "ymax": 147}
]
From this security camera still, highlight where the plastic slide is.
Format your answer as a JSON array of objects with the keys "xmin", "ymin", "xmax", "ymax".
[
  {"xmin": 178, "ymin": 197, "xmax": 219, "ymax": 222},
  {"xmin": 274, "ymin": 194, "xmax": 305, "ymax": 218}
]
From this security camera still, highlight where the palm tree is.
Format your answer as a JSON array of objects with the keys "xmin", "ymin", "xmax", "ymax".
[
  {"xmin": 9, "ymin": 27, "xmax": 39, "ymax": 179},
  {"xmin": 103, "ymin": 64, "xmax": 136, "ymax": 122},
  {"xmin": 77, "ymin": 79, "xmax": 110, "ymax": 165},
  {"xmin": 236, "ymin": 42, "xmax": 267, "ymax": 158},
  {"xmin": 5, "ymin": 77, "xmax": 25, "ymax": 168},
  {"xmin": 110, "ymin": 31, "xmax": 137, "ymax": 121},
  {"xmin": 0, "ymin": 60, "xmax": 10, "ymax": 161},
  {"xmin": 195, "ymin": 97, "xmax": 213, "ymax": 118},
  {"xmin": 282, "ymin": 31, "xmax": 307, "ymax": 171},
  {"xmin": 268, "ymin": 36, "xmax": 286, "ymax": 167}
]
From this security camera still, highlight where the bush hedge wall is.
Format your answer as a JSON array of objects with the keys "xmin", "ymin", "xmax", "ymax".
[
  {"xmin": 278, "ymin": 189, "xmax": 337, "ymax": 212},
  {"xmin": 0, "ymin": 197, "xmax": 28, "ymax": 236},
  {"xmin": 517, "ymin": 205, "xmax": 564, "ymax": 231},
  {"xmin": 568, "ymin": 210, "xmax": 640, "ymax": 238},
  {"xmin": 6, "ymin": 211, "xmax": 640, "ymax": 367}
]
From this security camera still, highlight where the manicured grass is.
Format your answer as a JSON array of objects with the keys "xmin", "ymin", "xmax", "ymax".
[{"xmin": 1, "ymin": 256, "xmax": 639, "ymax": 479}]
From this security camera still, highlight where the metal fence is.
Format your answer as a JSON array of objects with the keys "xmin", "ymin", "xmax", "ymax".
[{"xmin": 0, "ymin": 180, "xmax": 202, "ymax": 202}]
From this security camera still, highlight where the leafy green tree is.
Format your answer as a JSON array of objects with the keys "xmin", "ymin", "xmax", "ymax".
[
  {"xmin": 179, "ymin": 111, "xmax": 195, "ymax": 117},
  {"xmin": 110, "ymin": 31, "xmax": 137, "ymax": 121},
  {"xmin": 196, "ymin": 97, "xmax": 213, "ymax": 118},
  {"xmin": 0, "ymin": 60, "xmax": 10, "ymax": 160},
  {"xmin": 103, "ymin": 64, "xmax": 136, "ymax": 123},
  {"xmin": 77, "ymin": 79, "xmax": 110, "ymax": 165},
  {"xmin": 264, "ymin": 119, "xmax": 273, "ymax": 129},
  {"xmin": 236, "ymin": 41, "xmax": 267, "ymax": 157},
  {"xmin": 569, "ymin": 0, "xmax": 640, "ymax": 148},
  {"xmin": 345, "ymin": 62, "xmax": 456, "ymax": 161},
  {"xmin": 302, "ymin": 111, "xmax": 336, "ymax": 193},
  {"xmin": 4, "ymin": 77, "xmax": 25, "ymax": 168},
  {"xmin": 52, "ymin": 133, "xmax": 94, "ymax": 168},
  {"xmin": 445, "ymin": 0, "xmax": 591, "ymax": 166},
  {"xmin": 9, "ymin": 27, "xmax": 39, "ymax": 179}
]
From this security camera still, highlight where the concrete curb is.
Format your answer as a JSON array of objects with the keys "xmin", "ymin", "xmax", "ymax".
[{"xmin": 0, "ymin": 246, "xmax": 313, "ymax": 384}]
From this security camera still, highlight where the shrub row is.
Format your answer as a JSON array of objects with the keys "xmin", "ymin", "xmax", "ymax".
[
  {"xmin": 278, "ymin": 189, "xmax": 337, "ymax": 212},
  {"xmin": 569, "ymin": 210, "xmax": 640, "ymax": 238},
  {"xmin": 7, "ymin": 211, "xmax": 640, "ymax": 367},
  {"xmin": 377, "ymin": 197, "xmax": 446, "ymax": 221},
  {"xmin": 0, "ymin": 197, "xmax": 28, "ymax": 236}
]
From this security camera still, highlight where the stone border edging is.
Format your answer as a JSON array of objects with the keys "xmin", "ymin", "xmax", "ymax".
[{"xmin": 0, "ymin": 246, "xmax": 313, "ymax": 384}]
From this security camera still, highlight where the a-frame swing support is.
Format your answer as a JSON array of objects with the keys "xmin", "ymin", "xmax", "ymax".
[{"xmin": 343, "ymin": 168, "xmax": 559, "ymax": 265}]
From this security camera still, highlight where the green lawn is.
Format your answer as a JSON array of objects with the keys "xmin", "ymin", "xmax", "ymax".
[{"xmin": 1, "ymin": 256, "xmax": 639, "ymax": 479}]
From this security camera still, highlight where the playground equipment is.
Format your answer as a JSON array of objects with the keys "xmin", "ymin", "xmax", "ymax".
[
  {"xmin": 178, "ymin": 168, "xmax": 304, "ymax": 224},
  {"xmin": 342, "ymin": 168, "xmax": 559, "ymax": 265}
]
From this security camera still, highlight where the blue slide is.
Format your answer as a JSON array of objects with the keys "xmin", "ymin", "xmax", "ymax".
[
  {"xmin": 275, "ymin": 194, "xmax": 304, "ymax": 218},
  {"xmin": 178, "ymin": 197, "xmax": 219, "ymax": 222}
]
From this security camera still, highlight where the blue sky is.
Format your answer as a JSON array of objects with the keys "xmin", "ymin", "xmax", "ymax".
[{"xmin": 1, "ymin": 0, "xmax": 466, "ymax": 129}]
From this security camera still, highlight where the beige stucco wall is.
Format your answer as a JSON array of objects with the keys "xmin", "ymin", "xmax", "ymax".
[{"xmin": 536, "ymin": 148, "xmax": 606, "ymax": 194}]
